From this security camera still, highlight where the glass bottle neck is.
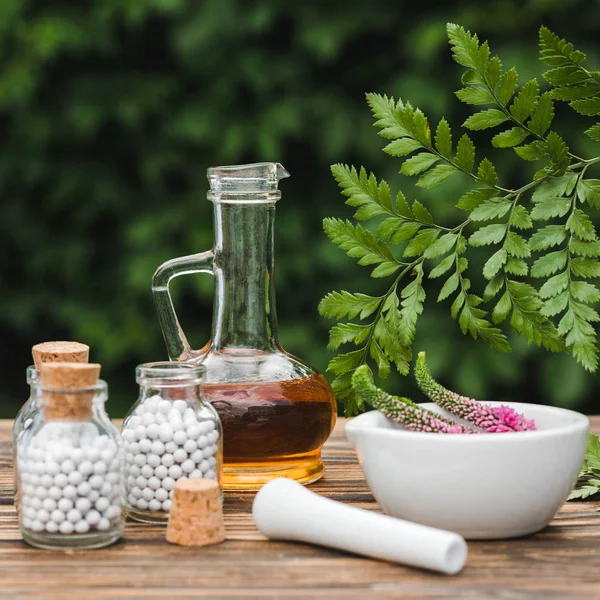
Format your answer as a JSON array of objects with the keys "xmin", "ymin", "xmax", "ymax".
[{"xmin": 210, "ymin": 203, "xmax": 279, "ymax": 351}]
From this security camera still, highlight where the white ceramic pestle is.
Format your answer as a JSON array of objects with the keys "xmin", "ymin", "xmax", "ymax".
[{"xmin": 252, "ymin": 478, "xmax": 467, "ymax": 575}]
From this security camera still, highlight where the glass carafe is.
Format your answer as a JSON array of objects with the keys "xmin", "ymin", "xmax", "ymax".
[{"xmin": 152, "ymin": 163, "xmax": 337, "ymax": 490}]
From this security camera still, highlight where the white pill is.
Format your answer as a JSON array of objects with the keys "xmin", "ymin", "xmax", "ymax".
[
  {"xmin": 167, "ymin": 409, "xmax": 182, "ymax": 423},
  {"xmin": 142, "ymin": 412, "xmax": 155, "ymax": 426},
  {"xmin": 46, "ymin": 462, "xmax": 60, "ymax": 476},
  {"xmin": 31, "ymin": 520, "xmax": 45, "ymax": 532},
  {"xmin": 135, "ymin": 476, "xmax": 148, "ymax": 489},
  {"xmin": 134, "ymin": 425, "xmax": 147, "ymax": 441},
  {"xmin": 57, "ymin": 497, "xmax": 73, "ymax": 512},
  {"xmin": 148, "ymin": 499, "xmax": 162, "ymax": 512},
  {"xmin": 133, "ymin": 454, "xmax": 146, "ymax": 467},
  {"xmin": 157, "ymin": 400, "xmax": 171, "ymax": 415},
  {"xmin": 208, "ymin": 456, "xmax": 217, "ymax": 468},
  {"xmin": 151, "ymin": 440, "xmax": 165, "ymax": 455},
  {"xmin": 146, "ymin": 423, "xmax": 160, "ymax": 439},
  {"xmin": 51, "ymin": 509, "xmax": 65, "ymax": 523},
  {"xmin": 147, "ymin": 454, "xmax": 161, "ymax": 468},
  {"xmin": 128, "ymin": 415, "xmax": 142, "ymax": 428},
  {"xmin": 22, "ymin": 518, "xmax": 32, "ymax": 529},
  {"xmin": 128, "ymin": 441, "xmax": 139, "ymax": 454},
  {"xmin": 136, "ymin": 498, "xmax": 149, "ymax": 510},
  {"xmin": 122, "ymin": 429, "xmax": 135, "ymax": 442},
  {"xmin": 48, "ymin": 486, "xmax": 62, "ymax": 500},
  {"xmin": 58, "ymin": 520, "xmax": 74, "ymax": 534},
  {"xmin": 170, "ymin": 400, "xmax": 186, "ymax": 414},
  {"xmin": 54, "ymin": 473, "xmax": 68, "ymax": 488},
  {"xmin": 154, "ymin": 465, "xmax": 168, "ymax": 479},
  {"xmin": 183, "ymin": 407, "xmax": 196, "ymax": 421},
  {"xmin": 78, "ymin": 460, "xmax": 94, "ymax": 476},
  {"xmin": 89, "ymin": 476, "xmax": 103, "ymax": 490},
  {"xmin": 138, "ymin": 439, "xmax": 152, "ymax": 453},
  {"xmin": 199, "ymin": 460, "xmax": 210, "ymax": 473},
  {"xmin": 40, "ymin": 474, "xmax": 54, "ymax": 488},
  {"xmin": 76, "ymin": 498, "xmax": 92, "ymax": 513},
  {"xmin": 189, "ymin": 469, "xmax": 202, "ymax": 479},
  {"xmin": 29, "ymin": 473, "xmax": 40, "ymax": 486},
  {"xmin": 173, "ymin": 449, "xmax": 187, "ymax": 463},
  {"xmin": 162, "ymin": 500, "xmax": 172, "ymax": 512},
  {"xmin": 86, "ymin": 510, "xmax": 101, "ymax": 525},
  {"xmin": 75, "ymin": 520, "xmax": 90, "ymax": 533},
  {"xmin": 142, "ymin": 488, "xmax": 154, "ymax": 502},
  {"xmin": 165, "ymin": 441, "xmax": 177, "ymax": 453},
  {"xmin": 88, "ymin": 490, "xmax": 100, "ymax": 503},
  {"xmin": 129, "ymin": 464, "xmax": 141, "ymax": 478},
  {"xmin": 35, "ymin": 486, "xmax": 48, "ymax": 499},
  {"xmin": 77, "ymin": 481, "xmax": 92, "ymax": 496},
  {"xmin": 94, "ymin": 461, "xmax": 107, "ymax": 475},
  {"xmin": 143, "ymin": 397, "xmax": 159, "ymax": 413},
  {"xmin": 70, "ymin": 448, "xmax": 85, "ymax": 464},
  {"xmin": 173, "ymin": 430, "xmax": 187, "ymax": 446},
  {"xmin": 203, "ymin": 445, "xmax": 216, "ymax": 459},
  {"xmin": 181, "ymin": 459, "xmax": 195, "ymax": 474},
  {"xmin": 161, "ymin": 477, "xmax": 175, "ymax": 491},
  {"xmin": 205, "ymin": 469, "xmax": 216, "ymax": 480},
  {"xmin": 203, "ymin": 420, "xmax": 216, "ymax": 433},
  {"xmin": 42, "ymin": 498, "xmax": 57, "ymax": 512},
  {"xmin": 208, "ymin": 430, "xmax": 219, "ymax": 444},
  {"xmin": 154, "ymin": 488, "xmax": 169, "ymax": 502},
  {"xmin": 31, "ymin": 496, "xmax": 42, "ymax": 509},
  {"xmin": 126, "ymin": 475, "xmax": 136, "ymax": 489},
  {"xmin": 159, "ymin": 423, "xmax": 173, "ymax": 443},
  {"xmin": 36, "ymin": 509, "xmax": 50, "ymax": 523},
  {"xmin": 105, "ymin": 505, "xmax": 121, "ymax": 521},
  {"xmin": 148, "ymin": 476, "xmax": 161, "ymax": 490},
  {"xmin": 107, "ymin": 472, "xmax": 120, "ymax": 485},
  {"xmin": 155, "ymin": 412, "xmax": 167, "ymax": 424},
  {"xmin": 126, "ymin": 453, "xmax": 134, "ymax": 464},
  {"xmin": 191, "ymin": 450, "xmax": 204, "ymax": 464},
  {"xmin": 161, "ymin": 453, "xmax": 174, "ymax": 468},
  {"xmin": 183, "ymin": 440, "xmax": 197, "ymax": 454},
  {"xmin": 141, "ymin": 465, "xmax": 154, "ymax": 479},
  {"xmin": 60, "ymin": 460, "xmax": 76, "ymax": 474},
  {"xmin": 95, "ymin": 497, "xmax": 110, "ymax": 512},
  {"xmin": 131, "ymin": 486, "xmax": 143, "ymax": 499},
  {"xmin": 45, "ymin": 520, "xmax": 59, "ymax": 533},
  {"xmin": 67, "ymin": 508, "xmax": 82, "ymax": 523},
  {"xmin": 68, "ymin": 471, "xmax": 83, "ymax": 486},
  {"xmin": 168, "ymin": 465, "xmax": 182, "ymax": 479},
  {"xmin": 100, "ymin": 481, "xmax": 113, "ymax": 497}
]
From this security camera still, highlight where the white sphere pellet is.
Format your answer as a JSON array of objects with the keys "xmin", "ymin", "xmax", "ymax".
[
  {"xmin": 107, "ymin": 471, "xmax": 120, "ymax": 485},
  {"xmin": 95, "ymin": 497, "xmax": 110, "ymax": 512},
  {"xmin": 208, "ymin": 456, "xmax": 217, "ymax": 468},
  {"xmin": 197, "ymin": 435, "xmax": 208, "ymax": 449},
  {"xmin": 93, "ymin": 461, "xmax": 107, "ymax": 476},
  {"xmin": 48, "ymin": 486, "xmax": 62, "ymax": 500},
  {"xmin": 125, "ymin": 453, "xmax": 134, "ymax": 464},
  {"xmin": 88, "ymin": 490, "xmax": 100, "ymax": 503},
  {"xmin": 40, "ymin": 474, "xmax": 53, "ymax": 488},
  {"xmin": 105, "ymin": 505, "xmax": 121, "ymax": 521},
  {"xmin": 148, "ymin": 499, "xmax": 162, "ymax": 512},
  {"xmin": 141, "ymin": 488, "xmax": 154, "ymax": 502},
  {"xmin": 165, "ymin": 441, "xmax": 177, "ymax": 454},
  {"xmin": 189, "ymin": 469, "xmax": 202, "ymax": 479},
  {"xmin": 23, "ymin": 518, "xmax": 32, "ymax": 529},
  {"xmin": 75, "ymin": 520, "xmax": 90, "ymax": 534},
  {"xmin": 57, "ymin": 498, "xmax": 73, "ymax": 512},
  {"xmin": 183, "ymin": 440, "xmax": 197, "ymax": 454},
  {"xmin": 173, "ymin": 430, "xmax": 187, "ymax": 446},
  {"xmin": 68, "ymin": 471, "xmax": 83, "ymax": 486},
  {"xmin": 71, "ymin": 448, "xmax": 84, "ymax": 465},
  {"xmin": 157, "ymin": 400, "xmax": 171, "ymax": 415},
  {"xmin": 45, "ymin": 520, "xmax": 59, "ymax": 533},
  {"xmin": 148, "ymin": 476, "xmax": 161, "ymax": 490},
  {"xmin": 146, "ymin": 424, "xmax": 160, "ymax": 439},
  {"xmin": 131, "ymin": 487, "xmax": 143, "ymax": 499},
  {"xmin": 159, "ymin": 423, "xmax": 173, "ymax": 443},
  {"xmin": 85, "ymin": 447, "xmax": 100, "ymax": 462},
  {"xmin": 31, "ymin": 520, "xmax": 44, "ymax": 532},
  {"xmin": 151, "ymin": 440, "xmax": 165, "ymax": 455},
  {"xmin": 168, "ymin": 465, "xmax": 183, "ymax": 480},
  {"xmin": 100, "ymin": 481, "xmax": 113, "ymax": 497},
  {"xmin": 67, "ymin": 508, "xmax": 82, "ymax": 523},
  {"xmin": 141, "ymin": 412, "xmax": 155, "ymax": 426},
  {"xmin": 135, "ymin": 476, "xmax": 148, "ymax": 489},
  {"xmin": 29, "ymin": 473, "xmax": 40, "ymax": 486},
  {"xmin": 143, "ymin": 397, "xmax": 159, "ymax": 413},
  {"xmin": 167, "ymin": 409, "xmax": 182, "ymax": 423},
  {"xmin": 35, "ymin": 486, "xmax": 48, "ymax": 499},
  {"xmin": 183, "ymin": 407, "xmax": 195, "ymax": 421},
  {"xmin": 89, "ymin": 475, "xmax": 103, "ymax": 490},
  {"xmin": 161, "ymin": 477, "xmax": 175, "ymax": 491},
  {"xmin": 155, "ymin": 412, "xmax": 167, "ymax": 424},
  {"xmin": 86, "ymin": 510, "xmax": 101, "ymax": 526},
  {"xmin": 60, "ymin": 459, "xmax": 76, "ymax": 474},
  {"xmin": 128, "ymin": 494, "xmax": 138, "ymax": 507},
  {"xmin": 186, "ymin": 425, "xmax": 201, "ymax": 440},
  {"xmin": 122, "ymin": 429, "xmax": 135, "ymax": 443},
  {"xmin": 203, "ymin": 445, "xmax": 216, "ymax": 459},
  {"xmin": 205, "ymin": 469, "xmax": 216, "ymax": 480},
  {"xmin": 78, "ymin": 460, "xmax": 94, "ymax": 476},
  {"xmin": 154, "ymin": 465, "xmax": 168, "ymax": 479},
  {"xmin": 161, "ymin": 454, "xmax": 174, "ymax": 468},
  {"xmin": 191, "ymin": 450, "xmax": 204, "ymax": 464},
  {"xmin": 46, "ymin": 462, "xmax": 60, "ymax": 476},
  {"xmin": 147, "ymin": 454, "xmax": 161, "ymax": 468},
  {"xmin": 138, "ymin": 439, "xmax": 152, "ymax": 453},
  {"xmin": 134, "ymin": 425, "xmax": 147, "ymax": 441},
  {"xmin": 208, "ymin": 430, "xmax": 219, "ymax": 444},
  {"xmin": 172, "ymin": 400, "xmax": 187, "ymax": 413},
  {"xmin": 173, "ymin": 449, "xmax": 187, "ymax": 463},
  {"xmin": 31, "ymin": 497, "xmax": 42, "ymax": 510},
  {"xmin": 128, "ymin": 441, "xmax": 139, "ymax": 454},
  {"xmin": 76, "ymin": 498, "xmax": 91, "ymax": 513},
  {"xmin": 51, "ymin": 509, "xmax": 65, "ymax": 523},
  {"xmin": 162, "ymin": 499, "xmax": 172, "ymax": 512},
  {"xmin": 36, "ymin": 509, "xmax": 50, "ymax": 523},
  {"xmin": 127, "ymin": 475, "xmax": 136, "ymax": 488},
  {"xmin": 129, "ymin": 464, "xmax": 141, "ymax": 478},
  {"xmin": 199, "ymin": 460, "xmax": 210, "ymax": 473},
  {"xmin": 77, "ymin": 481, "xmax": 92, "ymax": 497},
  {"xmin": 42, "ymin": 498, "xmax": 57, "ymax": 512},
  {"xmin": 154, "ymin": 488, "xmax": 168, "ymax": 502},
  {"xmin": 203, "ymin": 420, "xmax": 216, "ymax": 433},
  {"xmin": 133, "ymin": 454, "xmax": 146, "ymax": 467},
  {"xmin": 181, "ymin": 459, "xmax": 195, "ymax": 474},
  {"xmin": 59, "ymin": 521, "xmax": 74, "ymax": 534},
  {"xmin": 136, "ymin": 498, "xmax": 149, "ymax": 510},
  {"xmin": 197, "ymin": 421, "xmax": 212, "ymax": 435},
  {"xmin": 128, "ymin": 415, "xmax": 142, "ymax": 429},
  {"xmin": 141, "ymin": 465, "xmax": 154, "ymax": 479}
]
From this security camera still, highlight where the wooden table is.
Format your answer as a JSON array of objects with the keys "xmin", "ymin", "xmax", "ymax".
[{"xmin": 1, "ymin": 418, "xmax": 599, "ymax": 599}]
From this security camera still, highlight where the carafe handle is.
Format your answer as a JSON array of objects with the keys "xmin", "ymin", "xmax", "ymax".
[{"xmin": 152, "ymin": 250, "xmax": 215, "ymax": 361}]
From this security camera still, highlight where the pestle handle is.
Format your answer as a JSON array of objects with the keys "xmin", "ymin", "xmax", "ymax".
[{"xmin": 252, "ymin": 478, "xmax": 467, "ymax": 575}]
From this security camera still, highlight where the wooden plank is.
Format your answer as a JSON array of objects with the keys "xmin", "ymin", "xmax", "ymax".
[{"xmin": 0, "ymin": 418, "xmax": 599, "ymax": 599}]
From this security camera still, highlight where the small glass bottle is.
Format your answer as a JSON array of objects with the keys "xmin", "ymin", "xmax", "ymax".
[
  {"xmin": 16, "ymin": 363, "xmax": 124, "ymax": 550},
  {"xmin": 122, "ymin": 362, "xmax": 222, "ymax": 524}
]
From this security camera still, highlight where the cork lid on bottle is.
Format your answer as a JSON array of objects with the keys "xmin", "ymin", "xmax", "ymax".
[
  {"xmin": 32, "ymin": 341, "xmax": 89, "ymax": 369},
  {"xmin": 39, "ymin": 362, "xmax": 101, "ymax": 421}
]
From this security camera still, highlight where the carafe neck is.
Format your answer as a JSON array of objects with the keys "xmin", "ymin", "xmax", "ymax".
[{"xmin": 210, "ymin": 203, "xmax": 279, "ymax": 351}]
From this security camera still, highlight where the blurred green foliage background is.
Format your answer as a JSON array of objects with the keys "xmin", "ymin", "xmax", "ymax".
[{"xmin": 1, "ymin": 0, "xmax": 599, "ymax": 418}]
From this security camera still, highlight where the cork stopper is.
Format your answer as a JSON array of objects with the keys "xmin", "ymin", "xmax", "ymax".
[
  {"xmin": 166, "ymin": 479, "xmax": 225, "ymax": 547},
  {"xmin": 39, "ymin": 362, "xmax": 101, "ymax": 421},
  {"xmin": 32, "ymin": 341, "xmax": 89, "ymax": 369}
]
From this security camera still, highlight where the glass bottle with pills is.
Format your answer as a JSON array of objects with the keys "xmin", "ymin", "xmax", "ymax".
[
  {"xmin": 122, "ymin": 362, "xmax": 222, "ymax": 523},
  {"xmin": 15, "ymin": 363, "xmax": 124, "ymax": 550}
]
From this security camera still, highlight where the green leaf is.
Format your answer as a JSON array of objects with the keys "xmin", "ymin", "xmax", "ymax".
[
  {"xmin": 497, "ymin": 68, "xmax": 519, "ymax": 106},
  {"xmin": 528, "ymin": 93, "xmax": 554, "ymax": 136},
  {"xmin": 529, "ymin": 225, "xmax": 567, "ymax": 251},
  {"xmin": 476, "ymin": 158, "xmax": 498, "ymax": 187},
  {"xmin": 469, "ymin": 223, "xmax": 508, "ymax": 246},
  {"xmin": 571, "ymin": 258, "xmax": 600, "ymax": 279},
  {"xmin": 455, "ymin": 86, "xmax": 496, "ymax": 105},
  {"xmin": 541, "ymin": 291, "xmax": 569, "ymax": 317},
  {"xmin": 391, "ymin": 221, "xmax": 422, "ymax": 243},
  {"xmin": 429, "ymin": 254, "xmax": 455, "ymax": 279},
  {"xmin": 514, "ymin": 141, "xmax": 547, "ymax": 161},
  {"xmin": 531, "ymin": 249, "xmax": 568, "ymax": 277},
  {"xmin": 510, "ymin": 79, "xmax": 540, "ymax": 122},
  {"xmin": 372, "ymin": 261, "xmax": 401, "ymax": 278},
  {"xmin": 447, "ymin": 23, "xmax": 490, "ymax": 73},
  {"xmin": 483, "ymin": 248, "xmax": 507, "ymax": 279},
  {"xmin": 551, "ymin": 82, "xmax": 600, "ymax": 101},
  {"xmin": 569, "ymin": 485, "xmax": 600, "ymax": 501},
  {"xmin": 319, "ymin": 291, "xmax": 382, "ymax": 320},
  {"xmin": 566, "ymin": 209, "xmax": 597, "ymax": 241},
  {"xmin": 454, "ymin": 134, "xmax": 476, "ymax": 172},
  {"xmin": 423, "ymin": 233, "xmax": 458, "ymax": 259},
  {"xmin": 456, "ymin": 187, "xmax": 496, "ymax": 211},
  {"xmin": 327, "ymin": 349, "xmax": 364, "ymax": 375},
  {"xmin": 532, "ymin": 174, "xmax": 578, "ymax": 201},
  {"xmin": 545, "ymin": 132, "xmax": 570, "ymax": 166},
  {"xmin": 377, "ymin": 217, "xmax": 404, "ymax": 239},
  {"xmin": 570, "ymin": 97, "xmax": 600, "ymax": 117},
  {"xmin": 493, "ymin": 291, "xmax": 512, "ymax": 323},
  {"xmin": 570, "ymin": 239, "xmax": 600, "ymax": 257},
  {"xmin": 369, "ymin": 340, "xmax": 390, "ymax": 379},
  {"xmin": 539, "ymin": 271, "xmax": 569, "ymax": 299},
  {"xmin": 398, "ymin": 265, "xmax": 425, "ymax": 345},
  {"xmin": 401, "ymin": 152, "xmax": 439, "ymax": 176},
  {"xmin": 463, "ymin": 109, "xmax": 509, "ymax": 130},
  {"xmin": 571, "ymin": 281, "xmax": 600, "ymax": 304},
  {"xmin": 539, "ymin": 26, "xmax": 586, "ymax": 67},
  {"xmin": 367, "ymin": 93, "xmax": 410, "ymax": 139},
  {"xmin": 484, "ymin": 275, "xmax": 505, "ymax": 301},
  {"xmin": 327, "ymin": 323, "xmax": 371, "ymax": 350},
  {"xmin": 470, "ymin": 198, "xmax": 511, "ymax": 222},
  {"xmin": 530, "ymin": 196, "xmax": 572, "ymax": 220},
  {"xmin": 384, "ymin": 138, "xmax": 423, "ymax": 157},
  {"xmin": 577, "ymin": 179, "xmax": 600, "ymax": 208},
  {"xmin": 438, "ymin": 272, "xmax": 459, "ymax": 301},
  {"xmin": 435, "ymin": 118, "xmax": 452, "ymax": 158},
  {"xmin": 412, "ymin": 200, "xmax": 433, "ymax": 224},
  {"xmin": 544, "ymin": 66, "xmax": 590, "ymax": 86},
  {"xmin": 505, "ymin": 257, "xmax": 529, "ymax": 276},
  {"xmin": 504, "ymin": 232, "xmax": 531, "ymax": 258},
  {"xmin": 585, "ymin": 122, "xmax": 600, "ymax": 142},
  {"xmin": 510, "ymin": 205, "xmax": 533, "ymax": 230},
  {"xmin": 403, "ymin": 228, "xmax": 441, "ymax": 257},
  {"xmin": 416, "ymin": 164, "xmax": 457, "ymax": 189},
  {"xmin": 492, "ymin": 127, "xmax": 530, "ymax": 148}
]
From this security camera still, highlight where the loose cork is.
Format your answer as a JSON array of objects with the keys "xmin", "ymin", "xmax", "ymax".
[
  {"xmin": 166, "ymin": 479, "xmax": 225, "ymax": 547},
  {"xmin": 32, "ymin": 341, "xmax": 89, "ymax": 369},
  {"xmin": 39, "ymin": 362, "xmax": 101, "ymax": 421}
]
